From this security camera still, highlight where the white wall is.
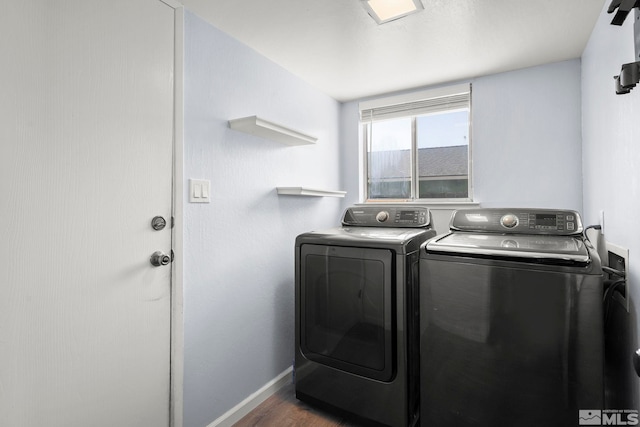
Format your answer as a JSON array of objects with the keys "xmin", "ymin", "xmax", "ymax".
[
  {"xmin": 183, "ymin": 11, "xmax": 342, "ymax": 427},
  {"xmin": 340, "ymin": 59, "xmax": 583, "ymax": 234},
  {"xmin": 582, "ymin": 2, "xmax": 640, "ymax": 405}
]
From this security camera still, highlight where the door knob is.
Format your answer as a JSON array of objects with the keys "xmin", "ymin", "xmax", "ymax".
[{"xmin": 150, "ymin": 251, "xmax": 171, "ymax": 267}]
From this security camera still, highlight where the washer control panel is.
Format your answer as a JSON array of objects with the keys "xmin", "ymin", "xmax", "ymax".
[
  {"xmin": 450, "ymin": 208, "xmax": 583, "ymax": 235},
  {"xmin": 342, "ymin": 206, "xmax": 431, "ymax": 228}
]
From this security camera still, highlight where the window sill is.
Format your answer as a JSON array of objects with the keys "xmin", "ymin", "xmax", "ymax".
[{"xmin": 359, "ymin": 200, "xmax": 480, "ymax": 209}]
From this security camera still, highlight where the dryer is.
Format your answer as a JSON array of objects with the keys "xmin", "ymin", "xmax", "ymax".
[
  {"xmin": 419, "ymin": 208, "xmax": 604, "ymax": 427},
  {"xmin": 295, "ymin": 205, "xmax": 436, "ymax": 427}
]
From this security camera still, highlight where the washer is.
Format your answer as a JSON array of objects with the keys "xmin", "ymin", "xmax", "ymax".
[
  {"xmin": 295, "ymin": 205, "xmax": 436, "ymax": 427},
  {"xmin": 419, "ymin": 208, "xmax": 604, "ymax": 427}
]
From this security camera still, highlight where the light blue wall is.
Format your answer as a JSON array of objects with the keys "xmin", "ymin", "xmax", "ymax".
[
  {"xmin": 472, "ymin": 60, "xmax": 583, "ymax": 210},
  {"xmin": 582, "ymin": 3, "xmax": 639, "ymax": 267},
  {"xmin": 582, "ymin": 1, "xmax": 640, "ymax": 401},
  {"xmin": 183, "ymin": 11, "xmax": 342, "ymax": 427},
  {"xmin": 340, "ymin": 59, "xmax": 584, "ymax": 218},
  {"xmin": 339, "ymin": 101, "xmax": 361, "ymax": 209}
]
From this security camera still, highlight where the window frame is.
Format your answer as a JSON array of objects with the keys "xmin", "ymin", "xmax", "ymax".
[{"xmin": 360, "ymin": 83, "xmax": 473, "ymax": 203}]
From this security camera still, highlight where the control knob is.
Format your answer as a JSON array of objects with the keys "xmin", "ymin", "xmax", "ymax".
[
  {"xmin": 376, "ymin": 211, "xmax": 389, "ymax": 223},
  {"xmin": 501, "ymin": 214, "xmax": 519, "ymax": 228}
]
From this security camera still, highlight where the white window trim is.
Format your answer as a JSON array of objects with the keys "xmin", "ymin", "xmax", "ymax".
[
  {"xmin": 359, "ymin": 83, "xmax": 470, "ymax": 114},
  {"xmin": 359, "ymin": 83, "xmax": 473, "ymax": 203}
]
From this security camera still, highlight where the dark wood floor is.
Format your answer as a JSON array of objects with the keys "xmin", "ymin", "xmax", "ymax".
[{"xmin": 233, "ymin": 382, "xmax": 366, "ymax": 427}]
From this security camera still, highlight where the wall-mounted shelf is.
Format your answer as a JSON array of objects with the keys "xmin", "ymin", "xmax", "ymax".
[
  {"xmin": 228, "ymin": 116, "xmax": 317, "ymax": 146},
  {"xmin": 277, "ymin": 187, "xmax": 346, "ymax": 198}
]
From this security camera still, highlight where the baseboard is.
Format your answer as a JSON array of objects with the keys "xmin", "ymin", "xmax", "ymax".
[{"xmin": 206, "ymin": 366, "xmax": 293, "ymax": 427}]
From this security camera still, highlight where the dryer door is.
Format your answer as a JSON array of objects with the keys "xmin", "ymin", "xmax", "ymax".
[{"xmin": 299, "ymin": 244, "xmax": 394, "ymax": 382}]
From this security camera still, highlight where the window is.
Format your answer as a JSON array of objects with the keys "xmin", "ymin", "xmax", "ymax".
[{"xmin": 360, "ymin": 84, "xmax": 471, "ymax": 201}]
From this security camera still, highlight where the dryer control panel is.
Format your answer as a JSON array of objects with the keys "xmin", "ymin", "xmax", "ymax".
[
  {"xmin": 449, "ymin": 208, "xmax": 583, "ymax": 235},
  {"xmin": 342, "ymin": 206, "xmax": 431, "ymax": 228}
]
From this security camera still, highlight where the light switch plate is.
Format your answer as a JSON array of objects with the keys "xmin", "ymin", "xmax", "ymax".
[{"xmin": 189, "ymin": 179, "xmax": 210, "ymax": 203}]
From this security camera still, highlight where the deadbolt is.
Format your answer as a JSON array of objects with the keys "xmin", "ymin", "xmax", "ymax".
[
  {"xmin": 150, "ymin": 251, "xmax": 171, "ymax": 267},
  {"xmin": 151, "ymin": 216, "xmax": 167, "ymax": 231}
]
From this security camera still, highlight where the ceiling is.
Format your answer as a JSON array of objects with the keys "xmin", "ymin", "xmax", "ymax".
[{"xmin": 177, "ymin": 0, "xmax": 606, "ymax": 102}]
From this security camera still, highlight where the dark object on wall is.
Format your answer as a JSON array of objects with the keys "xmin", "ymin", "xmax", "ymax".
[
  {"xmin": 608, "ymin": 0, "xmax": 640, "ymax": 25},
  {"xmin": 614, "ymin": 61, "xmax": 640, "ymax": 94},
  {"xmin": 609, "ymin": 1, "xmax": 640, "ymax": 93}
]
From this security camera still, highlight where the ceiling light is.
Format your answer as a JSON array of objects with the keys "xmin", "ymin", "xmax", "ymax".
[{"xmin": 361, "ymin": 0, "xmax": 424, "ymax": 24}]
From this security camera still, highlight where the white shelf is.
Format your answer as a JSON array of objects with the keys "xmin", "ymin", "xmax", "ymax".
[
  {"xmin": 276, "ymin": 187, "xmax": 346, "ymax": 198},
  {"xmin": 228, "ymin": 116, "xmax": 317, "ymax": 146}
]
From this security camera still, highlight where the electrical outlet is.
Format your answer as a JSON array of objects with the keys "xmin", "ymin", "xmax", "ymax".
[{"xmin": 606, "ymin": 242, "xmax": 629, "ymax": 312}]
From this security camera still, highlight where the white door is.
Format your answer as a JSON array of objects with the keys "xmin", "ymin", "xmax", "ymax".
[{"xmin": 0, "ymin": 1, "xmax": 175, "ymax": 426}]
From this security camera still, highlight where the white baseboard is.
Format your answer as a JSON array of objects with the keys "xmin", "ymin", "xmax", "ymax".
[{"xmin": 206, "ymin": 366, "xmax": 293, "ymax": 427}]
